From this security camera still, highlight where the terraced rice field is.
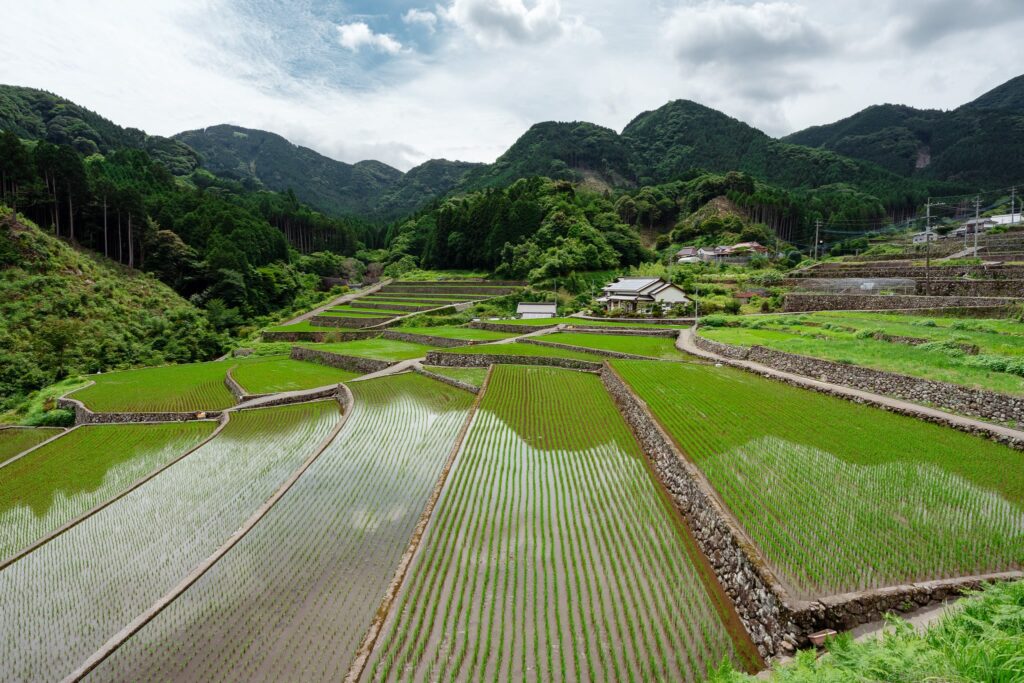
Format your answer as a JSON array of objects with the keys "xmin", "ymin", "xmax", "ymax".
[
  {"xmin": 265, "ymin": 320, "xmax": 337, "ymax": 333},
  {"xmin": 319, "ymin": 309, "xmax": 398, "ymax": 318},
  {"xmin": 88, "ymin": 374, "xmax": 473, "ymax": 682},
  {"xmin": 302, "ymin": 339, "xmax": 439, "ymax": 362},
  {"xmin": 0, "ymin": 422, "xmax": 216, "ymax": 561},
  {"xmin": 69, "ymin": 361, "xmax": 237, "ymax": 412},
  {"xmin": 613, "ymin": 360, "xmax": 1024, "ymax": 599},
  {"xmin": 700, "ymin": 313, "xmax": 1024, "ymax": 395},
  {"xmin": 434, "ymin": 342, "xmax": 605, "ymax": 362},
  {"xmin": 365, "ymin": 366, "xmax": 757, "ymax": 681},
  {"xmin": 483, "ymin": 317, "xmax": 688, "ymax": 328},
  {"xmin": 394, "ymin": 326, "xmax": 516, "ymax": 341},
  {"xmin": 542, "ymin": 332, "xmax": 684, "ymax": 359},
  {"xmin": 0, "ymin": 427, "xmax": 62, "ymax": 462},
  {"xmin": 0, "ymin": 401, "xmax": 341, "ymax": 682},
  {"xmin": 231, "ymin": 355, "xmax": 360, "ymax": 394},
  {"xmin": 423, "ymin": 366, "xmax": 489, "ymax": 388}
]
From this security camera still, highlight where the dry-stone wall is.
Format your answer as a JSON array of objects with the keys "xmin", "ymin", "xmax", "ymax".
[
  {"xmin": 381, "ymin": 330, "xmax": 477, "ymax": 348},
  {"xmin": 468, "ymin": 321, "xmax": 557, "ymax": 334},
  {"xmin": 413, "ymin": 367, "xmax": 480, "ymax": 394},
  {"xmin": 563, "ymin": 326, "xmax": 678, "ymax": 337},
  {"xmin": 783, "ymin": 293, "xmax": 1017, "ymax": 312},
  {"xmin": 522, "ymin": 338, "xmax": 660, "ymax": 360},
  {"xmin": 261, "ymin": 330, "xmax": 378, "ymax": 343},
  {"xmin": 56, "ymin": 397, "xmax": 223, "ymax": 425},
  {"xmin": 289, "ymin": 346, "xmax": 393, "ymax": 374},
  {"xmin": 423, "ymin": 350, "xmax": 602, "ymax": 371},
  {"xmin": 310, "ymin": 315, "xmax": 393, "ymax": 329}
]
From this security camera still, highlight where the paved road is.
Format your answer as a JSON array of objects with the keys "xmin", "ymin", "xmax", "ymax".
[{"xmin": 677, "ymin": 326, "xmax": 1024, "ymax": 444}]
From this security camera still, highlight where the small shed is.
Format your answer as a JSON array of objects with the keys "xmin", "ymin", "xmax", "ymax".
[{"xmin": 517, "ymin": 302, "xmax": 557, "ymax": 319}]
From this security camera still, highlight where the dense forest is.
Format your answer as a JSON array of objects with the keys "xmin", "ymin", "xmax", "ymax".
[{"xmin": 0, "ymin": 131, "xmax": 375, "ymax": 326}]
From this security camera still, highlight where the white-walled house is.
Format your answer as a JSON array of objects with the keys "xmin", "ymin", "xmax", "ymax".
[
  {"xmin": 912, "ymin": 230, "xmax": 937, "ymax": 244},
  {"xmin": 516, "ymin": 302, "xmax": 557, "ymax": 319},
  {"xmin": 596, "ymin": 277, "xmax": 689, "ymax": 313}
]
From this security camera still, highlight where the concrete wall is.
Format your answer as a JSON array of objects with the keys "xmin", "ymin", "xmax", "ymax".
[
  {"xmin": 289, "ymin": 346, "xmax": 393, "ymax": 374},
  {"xmin": 783, "ymin": 293, "xmax": 1017, "ymax": 312},
  {"xmin": 423, "ymin": 350, "xmax": 603, "ymax": 371}
]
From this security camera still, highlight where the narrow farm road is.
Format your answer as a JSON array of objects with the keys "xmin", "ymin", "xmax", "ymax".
[
  {"xmin": 279, "ymin": 278, "xmax": 392, "ymax": 326},
  {"xmin": 677, "ymin": 327, "xmax": 1024, "ymax": 445}
]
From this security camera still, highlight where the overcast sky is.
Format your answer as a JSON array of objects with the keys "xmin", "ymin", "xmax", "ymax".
[{"xmin": 2, "ymin": 1, "xmax": 1022, "ymax": 170}]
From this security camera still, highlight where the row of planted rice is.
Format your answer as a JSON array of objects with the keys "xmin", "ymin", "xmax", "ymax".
[
  {"xmin": 364, "ymin": 365, "xmax": 760, "ymax": 682},
  {"xmin": 0, "ymin": 401, "xmax": 341, "ymax": 682},
  {"xmin": 86, "ymin": 374, "xmax": 474, "ymax": 682},
  {"xmin": 612, "ymin": 360, "xmax": 1024, "ymax": 600}
]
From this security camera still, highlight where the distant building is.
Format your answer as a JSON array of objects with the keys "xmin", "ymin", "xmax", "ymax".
[
  {"xmin": 596, "ymin": 277, "xmax": 689, "ymax": 313},
  {"xmin": 516, "ymin": 302, "xmax": 557, "ymax": 319},
  {"xmin": 698, "ymin": 241, "xmax": 769, "ymax": 264},
  {"xmin": 961, "ymin": 218, "xmax": 998, "ymax": 233},
  {"xmin": 675, "ymin": 246, "xmax": 701, "ymax": 264},
  {"xmin": 912, "ymin": 231, "xmax": 938, "ymax": 245},
  {"xmin": 989, "ymin": 213, "xmax": 1022, "ymax": 225}
]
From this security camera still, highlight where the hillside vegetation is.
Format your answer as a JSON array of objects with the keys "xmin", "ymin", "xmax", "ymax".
[{"xmin": 0, "ymin": 209, "xmax": 224, "ymax": 414}]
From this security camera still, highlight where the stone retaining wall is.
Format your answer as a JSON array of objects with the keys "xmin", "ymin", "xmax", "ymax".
[
  {"xmin": 563, "ymin": 326, "xmax": 679, "ymax": 337},
  {"xmin": 794, "ymin": 265, "xmax": 1024, "ymax": 279},
  {"xmin": 522, "ymin": 338, "xmax": 659, "ymax": 360},
  {"xmin": 261, "ymin": 330, "xmax": 378, "ymax": 343},
  {"xmin": 575, "ymin": 316, "xmax": 694, "ymax": 325},
  {"xmin": 469, "ymin": 321, "xmax": 558, "ymax": 333},
  {"xmin": 310, "ymin": 314, "xmax": 394, "ymax": 329},
  {"xmin": 690, "ymin": 334, "xmax": 1024, "ymax": 447},
  {"xmin": 413, "ymin": 367, "xmax": 480, "ymax": 394},
  {"xmin": 380, "ymin": 286, "xmax": 515, "ymax": 296},
  {"xmin": 602, "ymin": 362, "xmax": 1024, "ymax": 658},
  {"xmin": 381, "ymin": 330, "xmax": 481, "ymax": 348},
  {"xmin": 600, "ymin": 364, "xmax": 787, "ymax": 657},
  {"xmin": 57, "ymin": 397, "xmax": 223, "ymax": 425},
  {"xmin": 224, "ymin": 368, "xmax": 272, "ymax": 403},
  {"xmin": 357, "ymin": 302, "xmax": 432, "ymax": 313},
  {"xmin": 783, "ymin": 293, "xmax": 1017, "ymax": 312},
  {"xmin": 424, "ymin": 351, "xmax": 602, "ymax": 371},
  {"xmin": 289, "ymin": 346, "xmax": 394, "ymax": 374},
  {"xmin": 917, "ymin": 279, "xmax": 1024, "ymax": 297},
  {"xmin": 236, "ymin": 385, "xmax": 345, "ymax": 410}
]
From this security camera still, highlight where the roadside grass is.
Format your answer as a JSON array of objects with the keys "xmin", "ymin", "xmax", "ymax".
[
  {"xmin": 435, "ymin": 341, "xmax": 605, "ymax": 361},
  {"xmin": 0, "ymin": 421, "xmax": 216, "ymax": 560},
  {"xmin": 231, "ymin": 356, "xmax": 360, "ymax": 394},
  {"xmin": 543, "ymin": 332, "xmax": 685, "ymax": 360},
  {"xmin": 422, "ymin": 366, "xmax": 489, "ymax": 387},
  {"xmin": 708, "ymin": 579, "xmax": 1024, "ymax": 683},
  {"xmin": 700, "ymin": 325, "xmax": 1024, "ymax": 395},
  {"xmin": 393, "ymin": 326, "xmax": 515, "ymax": 341},
  {"xmin": 301, "ymin": 338, "xmax": 439, "ymax": 361},
  {"xmin": 68, "ymin": 361, "xmax": 237, "ymax": 412},
  {"xmin": 614, "ymin": 360, "xmax": 1024, "ymax": 598},
  {"xmin": 0, "ymin": 428, "xmax": 63, "ymax": 461}
]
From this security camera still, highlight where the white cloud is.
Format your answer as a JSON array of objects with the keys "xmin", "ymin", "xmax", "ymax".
[
  {"xmin": 336, "ymin": 22, "xmax": 404, "ymax": 54},
  {"xmin": 403, "ymin": 8, "xmax": 438, "ymax": 32},
  {"xmin": 441, "ymin": 0, "xmax": 579, "ymax": 45}
]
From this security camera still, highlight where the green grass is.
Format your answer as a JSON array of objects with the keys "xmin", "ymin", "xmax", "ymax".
[
  {"xmin": 700, "ymin": 325, "xmax": 1024, "ymax": 395},
  {"xmin": 366, "ymin": 366, "xmax": 757, "ymax": 681},
  {"xmin": 394, "ymin": 326, "xmax": 515, "ymax": 341},
  {"xmin": 69, "ymin": 361, "xmax": 237, "ymax": 412},
  {"xmin": 301, "ymin": 338, "xmax": 439, "ymax": 361},
  {"xmin": 364, "ymin": 294, "xmax": 471, "ymax": 303},
  {"xmin": 335, "ymin": 305, "xmax": 416, "ymax": 315},
  {"xmin": 435, "ymin": 341, "xmax": 606, "ymax": 361},
  {"xmin": 710, "ymin": 579, "xmax": 1024, "ymax": 683},
  {"xmin": 543, "ymin": 332, "xmax": 685, "ymax": 359},
  {"xmin": 318, "ymin": 309, "xmax": 397, "ymax": 318},
  {"xmin": 613, "ymin": 360, "xmax": 1024, "ymax": 599},
  {"xmin": 264, "ymin": 320, "xmax": 337, "ymax": 333},
  {"xmin": 230, "ymin": 356, "xmax": 360, "ymax": 394},
  {"xmin": 0, "ymin": 421, "xmax": 216, "ymax": 560},
  {"xmin": 0, "ymin": 428, "xmax": 63, "ymax": 461},
  {"xmin": 422, "ymin": 366, "xmax": 489, "ymax": 387}
]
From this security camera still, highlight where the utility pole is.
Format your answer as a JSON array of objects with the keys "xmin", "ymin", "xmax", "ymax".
[
  {"xmin": 814, "ymin": 219, "xmax": 821, "ymax": 259},
  {"xmin": 1011, "ymin": 186, "xmax": 1017, "ymax": 225},
  {"xmin": 925, "ymin": 197, "xmax": 931, "ymax": 294},
  {"xmin": 974, "ymin": 195, "xmax": 981, "ymax": 254}
]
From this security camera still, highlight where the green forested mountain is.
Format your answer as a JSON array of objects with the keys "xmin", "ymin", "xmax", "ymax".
[
  {"xmin": 784, "ymin": 77, "xmax": 1024, "ymax": 187},
  {"xmin": 462, "ymin": 121, "xmax": 636, "ymax": 190},
  {"xmin": 0, "ymin": 85, "xmax": 200, "ymax": 175},
  {"xmin": 175, "ymin": 124, "xmax": 478, "ymax": 218}
]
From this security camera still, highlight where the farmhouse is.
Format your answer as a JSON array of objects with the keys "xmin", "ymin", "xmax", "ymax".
[
  {"xmin": 961, "ymin": 217, "xmax": 998, "ymax": 233},
  {"xmin": 912, "ymin": 230, "xmax": 937, "ymax": 244},
  {"xmin": 516, "ymin": 302, "xmax": 557, "ymax": 319},
  {"xmin": 596, "ymin": 277, "xmax": 689, "ymax": 313}
]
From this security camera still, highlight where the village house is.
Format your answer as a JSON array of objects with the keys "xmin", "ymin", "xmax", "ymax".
[
  {"xmin": 912, "ymin": 230, "xmax": 937, "ymax": 245},
  {"xmin": 516, "ymin": 302, "xmax": 557, "ymax": 319},
  {"xmin": 596, "ymin": 277, "xmax": 689, "ymax": 314},
  {"xmin": 674, "ymin": 246, "xmax": 701, "ymax": 264}
]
